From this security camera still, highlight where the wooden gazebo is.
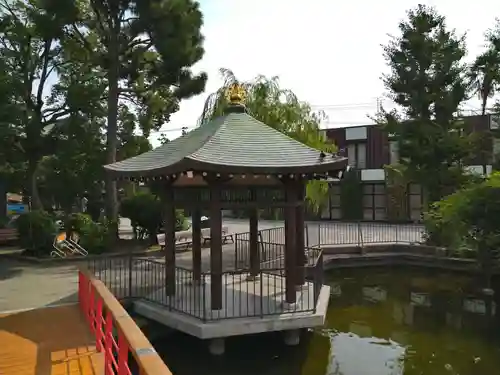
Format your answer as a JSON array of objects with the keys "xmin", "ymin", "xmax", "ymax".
[{"xmin": 104, "ymin": 84, "xmax": 348, "ymax": 311}]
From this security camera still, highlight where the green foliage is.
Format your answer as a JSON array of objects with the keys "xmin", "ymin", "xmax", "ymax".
[
  {"xmin": 385, "ymin": 164, "xmax": 409, "ymax": 221},
  {"xmin": 120, "ymin": 192, "xmax": 186, "ymax": 241},
  {"xmin": 424, "ymin": 173, "xmax": 500, "ymax": 278},
  {"xmin": 199, "ymin": 69, "xmax": 336, "ymax": 211},
  {"xmin": 45, "ymin": 0, "xmax": 207, "ymax": 226},
  {"xmin": 78, "ymin": 219, "xmax": 111, "ymax": 255},
  {"xmin": 0, "ymin": 0, "xmax": 75, "ymax": 208},
  {"xmin": 15, "ymin": 210, "xmax": 57, "ymax": 256},
  {"xmin": 0, "ymin": 216, "xmax": 8, "ymax": 229},
  {"xmin": 470, "ymin": 19, "xmax": 500, "ymax": 115},
  {"xmin": 339, "ymin": 169, "xmax": 363, "ymax": 220},
  {"xmin": 61, "ymin": 212, "xmax": 109, "ymax": 254},
  {"xmin": 377, "ymin": 5, "xmax": 477, "ymax": 205},
  {"xmin": 69, "ymin": 212, "xmax": 94, "ymax": 234}
]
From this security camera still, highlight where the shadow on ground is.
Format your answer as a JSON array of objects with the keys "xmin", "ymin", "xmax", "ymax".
[
  {"xmin": 45, "ymin": 292, "xmax": 79, "ymax": 307},
  {"xmin": 0, "ymin": 258, "xmax": 23, "ymax": 281}
]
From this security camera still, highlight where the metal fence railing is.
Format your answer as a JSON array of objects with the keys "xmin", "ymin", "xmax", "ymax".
[
  {"xmin": 305, "ymin": 222, "xmax": 426, "ymax": 247},
  {"xmin": 233, "ymin": 223, "xmax": 424, "ymax": 272},
  {"xmin": 243, "ymin": 223, "xmax": 424, "ymax": 246},
  {"xmin": 87, "ymin": 252, "xmax": 324, "ymax": 322}
]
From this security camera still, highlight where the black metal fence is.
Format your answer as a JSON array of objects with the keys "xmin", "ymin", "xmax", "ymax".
[
  {"xmin": 305, "ymin": 222, "xmax": 425, "ymax": 247},
  {"xmin": 87, "ymin": 252, "xmax": 324, "ymax": 322},
  {"xmin": 234, "ymin": 231, "xmax": 321, "ymax": 271},
  {"xmin": 233, "ymin": 222, "xmax": 424, "ymax": 271}
]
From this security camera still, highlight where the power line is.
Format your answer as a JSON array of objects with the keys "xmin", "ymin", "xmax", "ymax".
[
  {"xmin": 146, "ymin": 97, "xmax": 488, "ymax": 137},
  {"xmin": 147, "ymin": 100, "xmax": 389, "ymax": 136}
]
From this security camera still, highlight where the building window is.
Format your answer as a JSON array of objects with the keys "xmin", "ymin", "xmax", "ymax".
[
  {"xmin": 389, "ymin": 141, "xmax": 399, "ymax": 165},
  {"xmin": 329, "ymin": 184, "xmax": 341, "ymax": 220},
  {"xmin": 347, "ymin": 143, "xmax": 367, "ymax": 169},
  {"xmin": 362, "ymin": 183, "xmax": 386, "ymax": 221}
]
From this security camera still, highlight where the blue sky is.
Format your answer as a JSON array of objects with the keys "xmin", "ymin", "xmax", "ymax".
[{"xmin": 153, "ymin": 0, "xmax": 500, "ymax": 145}]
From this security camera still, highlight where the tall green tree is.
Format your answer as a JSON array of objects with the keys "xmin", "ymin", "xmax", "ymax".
[
  {"xmin": 0, "ymin": 0, "xmax": 75, "ymax": 208},
  {"xmin": 469, "ymin": 20, "xmax": 500, "ymax": 115},
  {"xmin": 377, "ymin": 5, "xmax": 477, "ymax": 204},
  {"xmin": 47, "ymin": 0, "xmax": 207, "ymax": 235},
  {"xmin": 200, "ymin": 68, "xmax": 336, "ymax": 210}
]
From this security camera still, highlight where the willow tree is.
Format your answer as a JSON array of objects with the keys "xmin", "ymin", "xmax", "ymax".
[{"xmin": 199, "ymin": 68, "xmax": 336, "ymax": 211}]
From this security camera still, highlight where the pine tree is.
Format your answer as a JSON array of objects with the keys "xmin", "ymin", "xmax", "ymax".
[{"xmin": 379, "ymin": 4, "xmax": 477, "ymax": 204}]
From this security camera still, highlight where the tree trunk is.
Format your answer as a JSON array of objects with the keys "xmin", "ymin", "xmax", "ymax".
[
  {"xmin": 29, "ymin": 161, "xmax": 43, "ymax": 210},
  {"xmin": 0, "ymin": 179, "xmax": 6, "ymax": 220},
  {"xmin": 104, "ymin": 19, "xmax": 120, "ymax": 242},
  {"xmin": 64, "ymin": 205, "xmax": 73, "ymax": 240}
]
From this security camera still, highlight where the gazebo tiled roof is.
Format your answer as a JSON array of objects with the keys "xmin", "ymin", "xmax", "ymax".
[{"xmin": 104, "ymin": 87, "xmax": 347, "ymax": 179}]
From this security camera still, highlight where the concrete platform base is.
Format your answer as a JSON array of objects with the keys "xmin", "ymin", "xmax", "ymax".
[{"xmin": 133, "ymin": 274, "xmax": 331, "ymax": 340}]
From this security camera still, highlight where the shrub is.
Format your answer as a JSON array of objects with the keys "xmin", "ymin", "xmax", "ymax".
[
  {"xmin": 15, "ymin": 210, "xmax": 57, "ymax": 256},
  {"xmin": 62, "ymin": 213, "xmax": 109, "ymax": 254},
  {"xmin": 340, "ymin": 169, "xmax": 363, "ymax": 220},
  {"xmin": 78, "ymin": 219, "xmax": 110, "ymax": 254},
  {"xmin": 69, "ymin": 212, "xmax": 94, "ymax": 234},
  {"xmin": 120, "ymin": 192, "xmax": 187, "ymax": 241},
  {"xmin": 0, "ymin": 216, "xmax": 8, "ymax": 229},
  {"xmin": 424, "ymin": 173, "xmax": 500, "ymax": 285}
]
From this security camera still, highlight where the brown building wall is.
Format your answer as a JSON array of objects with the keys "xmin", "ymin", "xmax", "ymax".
[
  {"xmin": 325, "ymin": 128, "xmax": 347, "ymax": 154},
  {"xmin": 323, "ymin": 114, "xmax": 493, "ymax": 169},
  {"xmin": 366, "ymin": 125, "xmax": 389, "ymax": 168}
]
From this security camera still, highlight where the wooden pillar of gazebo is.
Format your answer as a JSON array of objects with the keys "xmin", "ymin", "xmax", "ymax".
[
  {"xmin": 192, "ymin": 207, "xmax": 202, "ymax": 283},
  {"xmin": 164, "ymin": 186, "xmax": 176, "ymax": 296},
  {"xmin": 249, "ymin": 206, "xmax": 259, "ymax": 279},
  {"xmin": 284, "ymin": 181, "xmax": 297, "ymax": 304},
  {"xmin": 209, "ymin": 183, "xmax": 223, "ymax": 310},
  {"xmin": 296, "ymin": 182, "xmax": 306, "ymax": 286}
]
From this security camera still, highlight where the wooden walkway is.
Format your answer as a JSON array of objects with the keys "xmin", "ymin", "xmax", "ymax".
[{"xmin": 0, "ymin": 304, "xmax": 103, "ymax": 375}]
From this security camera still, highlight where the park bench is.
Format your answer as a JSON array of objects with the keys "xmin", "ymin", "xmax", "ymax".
[
  {"xmin": 201, "ymin": 227, "xmax": 234, "ymax": 245},
  {"xmin": 157, "ymin": 230, "xmax": 194, "ymax": 251},
  {"xmin": 157, "ymin": 226, "xmax": 234, "ymax": 250},
  {"xmin": 0, "ymin": 228, "xmax": 19, "ymax": 244}
]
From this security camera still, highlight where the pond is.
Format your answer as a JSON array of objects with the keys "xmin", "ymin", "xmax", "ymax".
[{"xmin": 149, "ymin": 266, "xmax": 500, "ymax": 375}]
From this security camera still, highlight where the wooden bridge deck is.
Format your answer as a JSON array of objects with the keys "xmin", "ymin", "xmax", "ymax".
[{"xmin": 0, "ymin": 304, "xmax": 103, "ymax": 375}]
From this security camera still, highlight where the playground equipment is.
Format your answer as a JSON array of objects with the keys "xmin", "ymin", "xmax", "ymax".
[{"xmin": 50, "ymin": 232, "xmax": 89, "ymax": 258}]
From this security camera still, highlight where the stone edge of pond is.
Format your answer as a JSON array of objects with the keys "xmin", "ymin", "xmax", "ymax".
[{"xmin": 321, "ymin": 243, "xmax": 489, "ymax": 274}]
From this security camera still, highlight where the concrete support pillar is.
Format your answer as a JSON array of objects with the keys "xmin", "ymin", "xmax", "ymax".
[
  {"xmin": 283, "ymin": 329, "xmax": 301, "ymax": 346},
  {"xmin": 208, "ymin": 338, "xmax": 225, "ymax": 355}
]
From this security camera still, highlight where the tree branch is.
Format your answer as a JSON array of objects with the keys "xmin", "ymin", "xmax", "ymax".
[
  {"xmin": 71, "ymin": 25, "xmax": 94, "ymax": 53},
  {"xmin": 36, "ymin": 39, "xmax": 52, "ymax": 110},
  {"xmin": 126, "ymin": 38, "xmax": 152, "ymax": 52}
]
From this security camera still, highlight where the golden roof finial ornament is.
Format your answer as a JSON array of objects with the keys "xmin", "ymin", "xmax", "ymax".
[{"xmin": 225, "ymin": 82, "xmax": 246, "ymax": 106}]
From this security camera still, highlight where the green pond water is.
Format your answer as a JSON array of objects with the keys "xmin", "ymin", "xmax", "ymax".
[{"xmin": 150, "ymin": 266, "xmax": 500, "ymax": 375}]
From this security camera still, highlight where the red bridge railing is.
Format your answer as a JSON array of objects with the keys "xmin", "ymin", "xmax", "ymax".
[{"xmin": 78, "ymin": 269, "xmax": 172, "ymax": 375}]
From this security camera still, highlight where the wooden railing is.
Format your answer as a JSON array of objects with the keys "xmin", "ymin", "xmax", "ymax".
[{"xmin": 78, "ymin": 269, "xmax": 172, "ymax": 375}]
